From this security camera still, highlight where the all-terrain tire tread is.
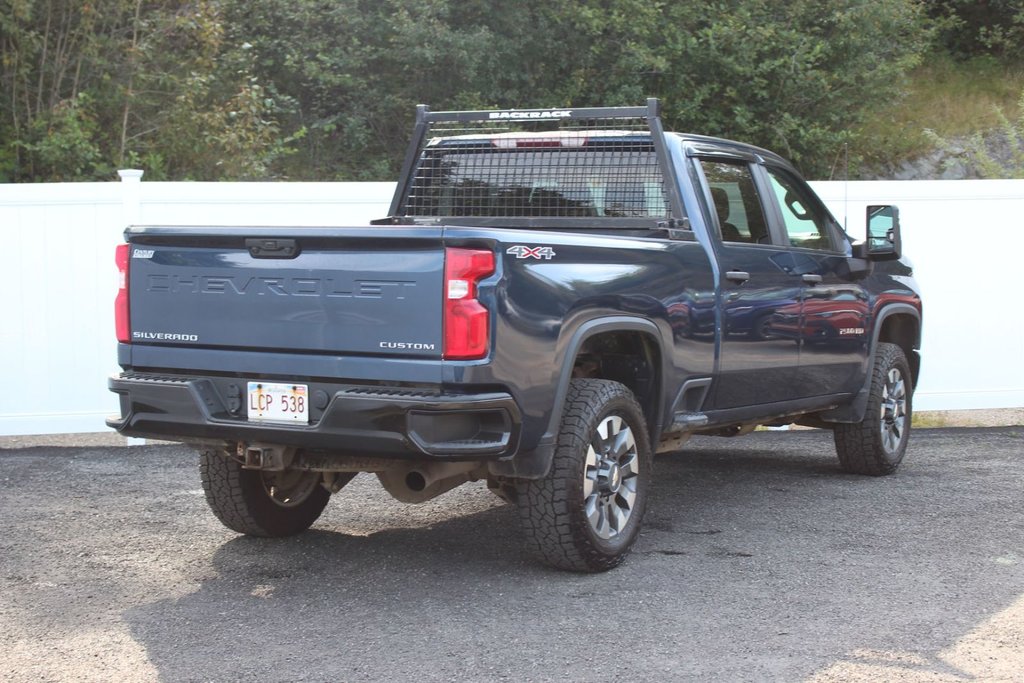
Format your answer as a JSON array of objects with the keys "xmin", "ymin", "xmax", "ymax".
[
  {"xmin": 199, "ymin": 449, "xmax": 329, "ymax": 537},
  {"xmin": 517, "ymin": 379, "xmax": 651, "ymax": 572},
  {"xmin": 833, "ymin": 342, "xmax": 911, "ymax": 476}
]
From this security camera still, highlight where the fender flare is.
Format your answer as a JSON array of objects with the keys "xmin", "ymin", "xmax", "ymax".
[
  {"xmin": 545, "ymin": 316, "xmax": 669, "ymax": 438},
  {"xmin": 820, "ymin": 303, "xmax": 921, "ymax": 424},
  {"xmin": 488, "ymin": 316, "xmax": 668, "ymax": 480}
]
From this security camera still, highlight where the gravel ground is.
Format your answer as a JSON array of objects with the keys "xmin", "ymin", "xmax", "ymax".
[{"xmin": 1, "ymin": 428, "xmax": 1021, "ymax": 682}]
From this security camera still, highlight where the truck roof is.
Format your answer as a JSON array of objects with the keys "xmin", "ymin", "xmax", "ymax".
[{"xmin": 671, "ymin": 132, "xmax": 792, "ymax": 168}]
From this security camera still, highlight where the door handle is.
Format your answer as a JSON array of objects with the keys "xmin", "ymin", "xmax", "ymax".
[
  {"xmin": 725, "ymin": 270, "xmax": 750, "ymax": 284},
  {"xmin": 802, "ymin": 274, "xmax": 823, "ymax": 284}
]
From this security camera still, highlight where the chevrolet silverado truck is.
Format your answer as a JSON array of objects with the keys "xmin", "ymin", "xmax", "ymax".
[{"xmin": 108, "ymin": 100, "xmax": 922, "ymax": 572}]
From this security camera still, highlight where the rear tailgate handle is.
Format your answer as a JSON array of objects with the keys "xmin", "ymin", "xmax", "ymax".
[{"xmin": 246, "ymin": 238, "xmax": 299, "ymax": 259}]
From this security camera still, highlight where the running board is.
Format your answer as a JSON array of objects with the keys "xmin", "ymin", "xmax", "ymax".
[{"xmin": 669, "ymin": 412, "xmax": 709, "ymax": 431}]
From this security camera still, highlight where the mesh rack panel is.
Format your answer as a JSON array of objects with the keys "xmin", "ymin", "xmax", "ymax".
[{"xmin": 394, "ymin": 105, "xmax": 678, "ymax": 222}]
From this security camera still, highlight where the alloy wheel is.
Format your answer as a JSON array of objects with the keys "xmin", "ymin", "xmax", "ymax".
[
  {"xmin": 583, "ymin": 415, "xmax": 640, "ymax": 540},
  {"xmin": 880, "ymin": 367, "xmax": 908, "ymax": 454}
]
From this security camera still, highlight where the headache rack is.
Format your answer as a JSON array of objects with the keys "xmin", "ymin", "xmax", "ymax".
[{"xmin": 380, "ymin": 99, "xmax": 687, "ymax": 230}]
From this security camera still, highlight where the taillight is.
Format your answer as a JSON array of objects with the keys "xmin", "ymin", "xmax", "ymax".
[
  {"xmin": 443, "ymin": 247, "xmax": 495, "ymax": 359},
  {"xmin": 490, "ymin": 135, "xmax": 587, "ymax": 149},
  {"xmin": 115, "ymin": 244, "xmax": 130, "ymax": 343}
]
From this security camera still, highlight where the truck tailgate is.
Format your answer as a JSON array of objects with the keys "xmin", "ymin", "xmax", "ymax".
[{"xmin": 126, "ymin": 227, "xmax": 444, "ymax": 358}]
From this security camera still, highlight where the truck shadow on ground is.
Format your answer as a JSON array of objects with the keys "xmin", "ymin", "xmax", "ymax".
[{"xmin": 121, "ymin": 432, "xmax": 1023, "ymax": 682}]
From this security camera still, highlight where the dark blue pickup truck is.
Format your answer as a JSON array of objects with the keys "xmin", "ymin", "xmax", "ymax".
[{"xmin": 108, "ymin": 100, "xmax": 922, "ymax": 572}]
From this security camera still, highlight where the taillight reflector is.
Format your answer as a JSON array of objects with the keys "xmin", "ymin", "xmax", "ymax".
[
  {"xmin": 443, "ymin": 248, "xmax": 495, "ymax": 360},
  {"xmin": 115, "ymin": 244, "xmax": 130, "ymax": 343}
]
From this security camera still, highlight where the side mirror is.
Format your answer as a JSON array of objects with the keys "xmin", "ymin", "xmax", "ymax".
[{"xmin": 853, "ymin": 205, "xmax": 901, "ymax": 261}]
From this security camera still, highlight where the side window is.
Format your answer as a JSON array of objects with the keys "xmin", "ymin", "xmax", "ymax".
[
  {"xmin": 699, "ymin": 159, "xmax": 772, "ymax": 245},
  {"xmin": 766, "ymin": 167, "xmax": 836, "ymax": 251}
]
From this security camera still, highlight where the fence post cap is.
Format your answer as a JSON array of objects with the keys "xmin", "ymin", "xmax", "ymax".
[{"xmin": 117, "ymin": 169, "xmax": 144, "ymax": 182}]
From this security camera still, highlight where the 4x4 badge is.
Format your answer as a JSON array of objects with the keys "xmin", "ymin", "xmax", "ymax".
[{"xmin": 507, "ymin": 245, "xmax": 556, "ymax": 260}]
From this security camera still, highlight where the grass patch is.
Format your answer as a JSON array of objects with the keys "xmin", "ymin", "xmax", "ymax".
[
  {"xmin": 914, "ymin": 409, "xmax": 1024, "ymax": 428},
  {"xmin": 854, "ymin": 54, "xmax": 1024, "ymax": 173},
  {"xmin": 912, "ymin": 412, "xmax": 951, "ymax": 428}
]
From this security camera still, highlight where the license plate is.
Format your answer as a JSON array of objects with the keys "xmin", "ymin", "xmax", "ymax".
[{"xmin": 247, "ymin": 382, "xmax": 309, "ymax": 424}]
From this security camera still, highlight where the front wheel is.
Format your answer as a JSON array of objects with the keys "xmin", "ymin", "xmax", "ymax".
[
  {"xmin": 199, "ymin": 449, "xmax": 331, "ymax": 537},
  {"xmin": 833, "ymin": 342, "xmax": 913, "ymax": 476},
  {"xmin": 516, "ymin": 379, "xmax": 652, "ymax": 572}
]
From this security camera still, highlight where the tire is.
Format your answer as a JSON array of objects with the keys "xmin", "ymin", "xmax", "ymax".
[
  {"xmin": 199, "ymin": 449, "xmax": 330, "ymax": 537},
  {"xmin": 748, "ymin": 313, "xmax": 773, "ymax": 341},
  {"xmin": 516, "ymin": 379, "xmax": 652, "ymax": 572},
  {"xmin": 833, "ymin": 342, "xmax": 913, "ymax": 476}
]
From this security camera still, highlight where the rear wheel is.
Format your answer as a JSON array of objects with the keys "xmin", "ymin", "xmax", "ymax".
[
  {"xmin": 833, "ymin": 342, "xmax": 912, "ymax": 476},
  {"xmin": 199, "ymin": 449, "xmax": 331, "ymax": 537},
  {"xmin": 516, "ymin": 379, "xmax": 652, "ymax": 572}
]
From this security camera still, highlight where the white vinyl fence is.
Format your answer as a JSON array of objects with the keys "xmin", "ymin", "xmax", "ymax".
[{"xmin": 1, "ymin": 175, "xmax": 1021, "ymax": 435}]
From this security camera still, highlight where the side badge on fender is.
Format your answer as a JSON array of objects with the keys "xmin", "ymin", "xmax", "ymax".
[{"xmin": 507, "ymin": 245, "xmax": 556, "ymax": 260}]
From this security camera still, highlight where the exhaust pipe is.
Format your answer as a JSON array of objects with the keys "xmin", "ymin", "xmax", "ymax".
[
  {"xmin": 377, "ymin": 462, "xmax": 483, "ymax": 504},
  {"xmin": 405, "ymin": 470, "xmax": 429, "ymax": 492}
]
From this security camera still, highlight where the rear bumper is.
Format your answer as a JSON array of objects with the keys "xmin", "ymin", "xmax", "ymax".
[{"xmin": 107, "ymin": 373, "xmax": 520, "ymax": 459}]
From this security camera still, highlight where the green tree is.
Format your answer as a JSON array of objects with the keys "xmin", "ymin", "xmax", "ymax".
[
  {"xmin": 3, "ymin": 0, "xmax": 933, "ymax": 181},
  {"xmin": 927, "ymin": 0, "xmax": 1024, "ymax": 61},
  {"xmin": 666, "ymin": 0, "xmax": 930, "ymax": 176},
  {"xmin": 478, "ymin": 0, "xmax": 930, "ymax": 177},
  {"xmin": 0, "ymin": 0, "xmax": 287, "ymax": 181},
  {"xmin": 121, "ymin": 1, "xmax": 287, "ymax": 179},
  {"xmin": 222, "ymin": 0, "xmax": 494, "ymax": 180},
  {"xmin": 227, "ymin": 0, "xmax": 930, "ymax": 180}
]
